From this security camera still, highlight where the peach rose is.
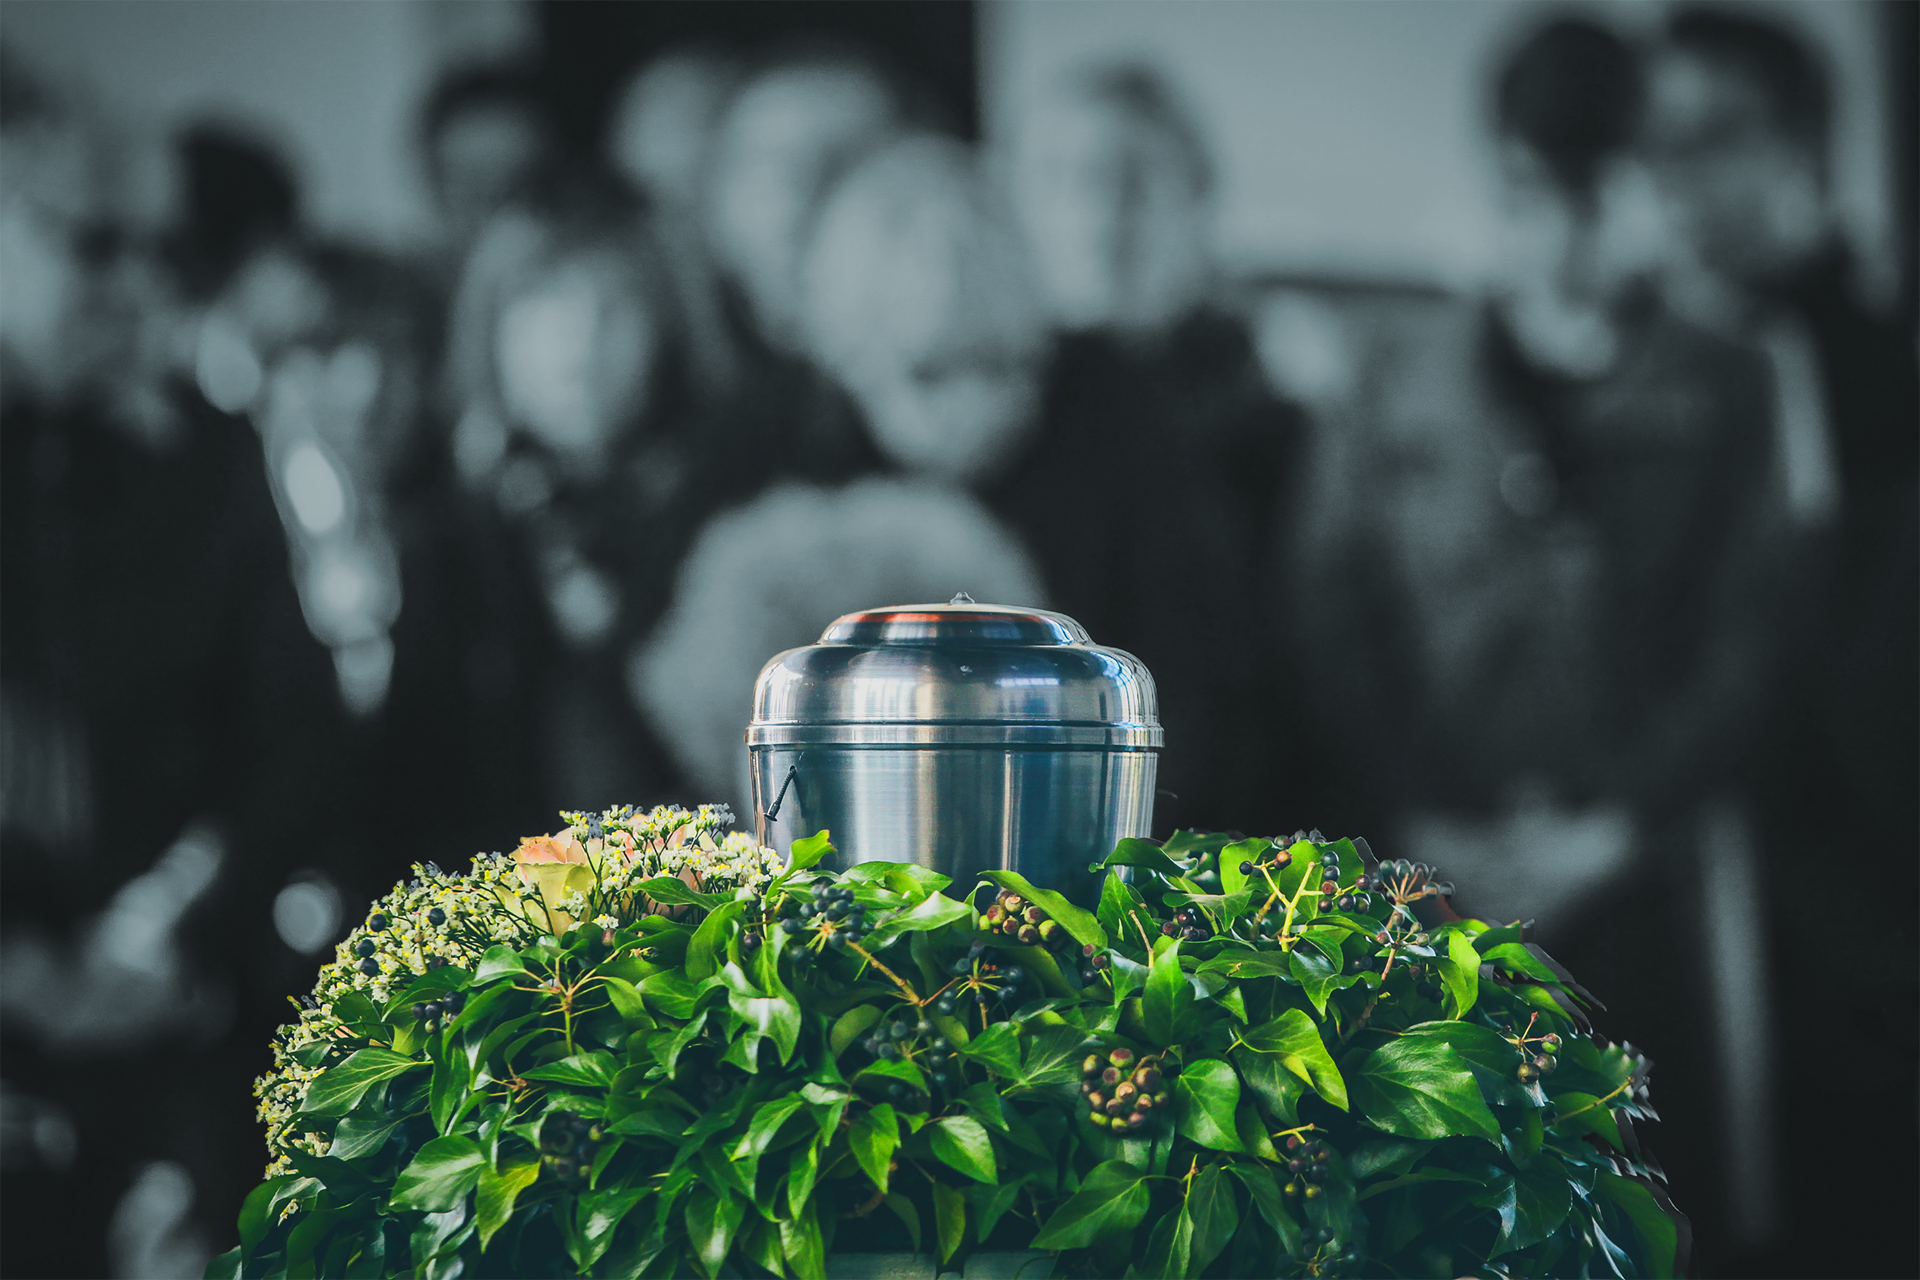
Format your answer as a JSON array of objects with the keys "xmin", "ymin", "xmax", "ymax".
[{"xmin": 506, "ymin": 831, "xmax": 598, "ymax": 934}]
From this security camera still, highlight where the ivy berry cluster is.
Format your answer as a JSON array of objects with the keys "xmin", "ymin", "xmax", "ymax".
[
  {"xmin": 408, "ymin": 989, "xmax": 466, "ymax": 1029},
  {"xmin": 537, "ymin": 1112, "xmax": 604, "ymax": 1184},
  {"xmin": 982, "ymin": 887, "xmax": 1073, "ymax": 951},
  {"xmin": 1078, "ymin": 1046, "xmax": 1169, "ymax": 1132},
  {"xmin": 1280, "ymin": 1133, "xmax": 1333, "ymax": 1201},
  {"xmin": 780, "ymin": 880, "xmax": 868, "ymax": 949},
  {"xmin": 1505, "ymin": 1017, "xmax": 1563, "ymax": 1083},
  {"xmin": 940, "ymin": 940, "xmax": 1026, "ymax": 1020}
]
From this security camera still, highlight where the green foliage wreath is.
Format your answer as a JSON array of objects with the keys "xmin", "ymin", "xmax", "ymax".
[{"xmin": 215, "ymin": 806, "xmax": 1686, "ymax": 1279}]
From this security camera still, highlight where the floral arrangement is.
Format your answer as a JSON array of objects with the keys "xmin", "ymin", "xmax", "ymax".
[{"xmin": 214, "ymin": 807, "xmax": 1686, "ymax": 1279}]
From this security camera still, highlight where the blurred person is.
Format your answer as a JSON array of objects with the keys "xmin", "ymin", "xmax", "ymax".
[
  {"xmin": 1010, "ymin": 60, "xmax": 1215, "ymax": 339},
  {"xmin": 704, "ymin": 42, "xmax": 904, "ymax": 356},
  {"xmin": 1644, "ymin": 9, "xmax": 1918, "ymax": 1273},
  {"xmin": 436, "ymin": 171, "xmax": 694, "ymax": 821},
  {"xmin": 418, "ymin": 62, "xmax": 553, "ymax": 276},
  {"xmin": 990, "ymin": 61, "xmax": 1310, "ymax": 834},
  {"xmin": 632, "ymin": 132, "xmax": 1047, "ymax": 808},
  {"xmin": 801, "ymin": 131, "xmax": 1049, "ymax": 484},
  {"xmin": 2, "ymin": 95, "xmax": 348, "ymax": 1279},
  {"xmin": 607, "ymin": 43, "xmax": 744, "ymax": 403},
  {"xmin": 1290, "ymin": 16, "xmax": 1794, "ymax": 1265}
]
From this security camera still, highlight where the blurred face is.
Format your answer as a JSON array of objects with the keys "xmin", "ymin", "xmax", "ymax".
[
  {"xmin": 1643, "ymin": 51, "xmax": 1827, "ymax": 289},
  {"xmin": 608, "ymin": 53, "xmax": 736, "ymax": 212},
  {"xmin": 861, "ymin": 345, "xmax": 1043, "ymax": 484},
  {"xmin": 707, "ymin": 66, "xmax": 895, "ymax": 349},
  {"xmin": 495, "ymin": 253, "xmax": 655, "ymax": 474},
  {"xmin": 1015, "ymin": 93, "xmax": 1210, "ymax": 333},
  {"xmin": 1491, "ymin": 141, "xmax": 1661, "ymax": 378},
  {"xmin": 434, "ymin": 105, "xmax": 545, "ymax": 251},
  {"xmin": 0, "ymin": 116, "xmax": 124, "ymax": 406}
]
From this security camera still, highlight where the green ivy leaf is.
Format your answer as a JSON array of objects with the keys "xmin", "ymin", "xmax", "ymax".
[
  {"xmin": 927, "ymin": 1115, "xmax": 997, "ymax": 1184},
  {"xmin": 731, "ymin": 1094, "xmax": 806, "ymax": 1189},
  {"xmin": 1029, "ymin": 1160, "xmax": 1151, "ymax": 1250},
  {"xmin": 389, "ymin": 1135, "xmax": 486, "ymax": 1213},
  {"xmin": 1349, "ymin": 1036, "xmax": 1501, "ymax": 1142},
  {"xmin": 300, "ymin": 1047, "xmax": 428, "ymax": 1118},
  {"xmin": 1495, "ymin": 1153, "xmax": 1572, "ymax": 1254},
  {"xmin": 1481, "ymin": 942, "xmax": 1561, "ymax": 984},
  {"xmin": 1102, "ymin": 837, "xmax": 1187, "ymax": 877},
  {"xmin": 1438, "ymin": 929, "xmax": 1481, "ymax": 1019},
  {"xmin": 236, "ymin": 1176, "xmax": 298, "ymax": 1255},
  {"xmin": 595, "ymin": 975, "xmax": 653, "ymax": 1029},
  {"xmin": 1400, "ymin": 1021, "xmax": 1533, "ymax": 1108},
  {"xmin": 428, "ymin": 1053, "xmax": 468, "ymax": 1136},
  {"xmin": 780, "ymin": 1199, "xmax": 826, "ymax": 1280},
  {"xmin": 1549, "ymin": 1091, "xmax": 1625, "ymax": 1149},
  {"xmin": 722, "ymin": 957, "xmax": 801, "ymax": 1065},
  {"xmin": 639, "ymin": 970, "xmax": 709, "ymax": 1021},
  {"xmin": 1145, "ymin": 937, "xmax": 1194, "ymax": 1045},
  {"xmin": 1012, "ymin": 1025, "xmax": 1094, "ymax": 1091},
  {"xmin": 788, "ymin": 830, "xmax": 834, "ymax": 869},
  {"xmin": 1288, "ymin": 945, "xmax": 1364, "ymax": 1016},
  {"xmin": 521, "ymin": 1051, "xmax": 616, "ymax": 1089},
  {"xmin": 978, "ymin": 870, "xmax": 1107, "ymax": 950},
  {"xmin": 861, "ymin": 891, "xmax": 972, "ymax": 951},
  {"xmin": 607, "ymin": 1111, "xmax": 687, "ymax": 1142},
  {"xmin": 960, "ymin": 1022, "xmax": 1023, "ymax": 1077},
  {"xmin": 932, "ymin": 1181, "xmax": 967, "ymax": 1264},
  {"xmin": 1188, "ymin": 1162, "xmax": 1241, "ymax": 1273},
  {"xmin": 1239, "ymin": 1008, "xmax": 1348, "ymax": 1111},
  {"xmin": 474, "ymin": 1153, "xmax": 540, "ymax": 1250},
  {"xmin": 473, "ymin": 945, "xmax": 526, "ymax": 985},
  {"xmin": 1226, "ymin": 1162, "xmax": 1302, "ymax": 1257},
  {"xmin": 1217, "ymin": 838, "xmax": 1269, "ymax": 899},
  {"xmin": 1097, "ymin": 871, "xmax": 1153, "ymax": 952},
  {"xmin": 687, "ymin": 901, "xmax": 748, "ymax": 980},
  {"xmin": 850, "ymin": 1104, "xmax": 900, "ymax": 1192},
  {"xmin": 1174, "ymin": 1059, "xmax": 1244, "ymax": 1152},
  {"xmin": 635, "ymin": 876, "xmax": 730, "ymax": 912},
  {"xmin": 830, "ymin": 1005, "xmax": 883, "ymax": 1057},
  {"xmin": 685, "ymin": 1185, "xmax": 746, "ymax": 1280},
  {"xmin": 856, "ymin": 1058, "xmax": 929, "ymax": 1094},
  {"xmin": 882, "ymin": 1194, "xmax": 922, "ymax": 1254},
  {"xmin": 969, "ymin": 1177, "xmax": 1027, "ymax": 1242},
  {"xmin": 1140, "ymin": 1202, "xmax": 1195, "ymax": 1279},
  {"xmin": 1160, "ymin": 830, "xmax": 1235, "ymax": 859},
  {"xmin": 327, "ymin": 1114, "xmax": 398, "ymax": 1161},
  {"xmin": 1594, "ymin": 1171, "xmax": 1679, "ymax": 1279},
  {"xmin": 1231, "ymin": 1046, "xmax": 1303, "ymax": 1126}
]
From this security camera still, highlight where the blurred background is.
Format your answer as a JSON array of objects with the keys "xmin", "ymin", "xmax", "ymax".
[{"xmin": 0, "ymin": 1, "xmax": 1912, "ymax": 1276}]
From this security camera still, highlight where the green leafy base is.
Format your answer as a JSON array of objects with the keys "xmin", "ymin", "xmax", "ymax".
[{"xmin": 213, "ymin": 816, "xmax": 1687, "ymax": 1280}]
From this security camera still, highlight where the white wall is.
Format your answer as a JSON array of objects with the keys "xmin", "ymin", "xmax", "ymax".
[
  {"xmin": 983, "ymin": 0, "xmax": 1896, "ymax": 292},
  {"xmin": 1, "ymin": 0, "xmax": 535, "ymax": 248}
]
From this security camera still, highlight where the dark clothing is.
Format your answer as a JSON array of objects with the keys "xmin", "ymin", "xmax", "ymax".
[
  {"xmin": 1483, "ymin": 302, "xmax": 1787, "ymax": 826},
  {"xmin": 0, "ymin": 388, "xmax": 348, "ymax": 1280},
  {"xmin": 984, "ymin": 310, "xmax": 1313, "ymax": 837}
]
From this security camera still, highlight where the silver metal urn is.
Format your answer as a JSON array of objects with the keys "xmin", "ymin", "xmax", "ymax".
[{"xmin": 746, "ymin": 596, "xmax": 1160, "ymax": 900}]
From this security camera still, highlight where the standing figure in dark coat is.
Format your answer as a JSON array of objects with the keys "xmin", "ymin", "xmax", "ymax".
[
  {"xmin": 1642, "ymin": 9, "xmax": 1918, "ymax": 1275},
  {"xmin": 998, "ymin": 60, "xmax": 1311, "ymax": 836},
  {"xmin": 1, "ymin": 95, "xmax": 348, "ymax": 1278}
]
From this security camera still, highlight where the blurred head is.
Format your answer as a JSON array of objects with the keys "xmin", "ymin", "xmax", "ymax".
[
  {"xmin": 802, "ymin": 133, "xmax": 1048, "ymax": 484},
  {"xmin": 607, "ymin": 45, "xmax": 740, "ymax": 216},
  {"xmin": 1013, "ymin": 61, "xmax": 1215, "ymax": 335},
  {"xmin": 1644, "ymin": 7, "xmax": 1832, "ymax": 292},
  {"xmin": 421, "ymin": 64, "xmax": 551, "ymax": 257},
  {"xmin": 705, "ymin": 47, "xmax": 901, "ymax": 351},
  {"xmin": 448, "ymin": 179, "xmax": 664, "ymax": 481},
  {"xmin": 166, "ymin": 122, "xmax": 300, "ymax": 303},
  {"xmin": 0, "ymin": 55, "xmax": 110, "ymax": 408},
  {"xmin": 1489, "ymin": 17, "xmax": 1654, "ymax": 377}
]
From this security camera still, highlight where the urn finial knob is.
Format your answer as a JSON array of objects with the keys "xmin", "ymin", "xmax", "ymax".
[{"xmin": 950, "ymin": 591, "xmax": 975, "ymax": 605}]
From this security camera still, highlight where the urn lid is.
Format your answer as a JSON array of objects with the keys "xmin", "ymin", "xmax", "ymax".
[{"xmin": 746, "ymin": 597, "xmax": 1161, "ymax": 749}]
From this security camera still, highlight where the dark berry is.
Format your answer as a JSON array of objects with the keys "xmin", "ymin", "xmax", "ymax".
[
  {"xmin": 411, "ymin": 1002, "xmax": 429, "ymax": 1020},
  {"xmin": 427, "ymin": 908, "xmax": 446, "ymax": 927},
  {"xmin": 355, "ymin": 938, "xmax": 376, "ymax": 958},
  {"xmin": 1517, "ymin": 1062, "xmax": 1541, "ymax": 1083},
  {"xmin": 445, "ymin": 991, "xmax": 466, "ymax": 1013},
  {"xmin": 358, "ymin": 957, "xmax": 379, "ymax": 976},
  {"xmin": 1534, "ymin": 1054, "xmax": 1557, "ymax": 1076},
  {"xmin": 782, "ymin": 919, "xmax": 803, "ymax": 935},
  {"xmin": 1239, "ymin": 861, "xmax": 1256, "ymax": 875},
  {"xmin": 368, "ymin": 913, "xmax": 388, "ymax": 931},
  {"xmin": 889, "ymin": 1021, "xmax": 913, "ymax": 1040},
  {"xmin": 936, "ymin": 997, "xmax": 957, "ymax": 1016},
  {"xmin": 1337, "ymin": 895, "xmax": 1355, "ymax": 912},
  {"xmin": 1274, "ymin": 850, "xmax": 1293, "ymax": 869}
]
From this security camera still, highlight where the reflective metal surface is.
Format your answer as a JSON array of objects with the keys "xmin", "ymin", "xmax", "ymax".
[{"xmin": 748, "ymin": 599, "xmax": 1159, "ymax": 900}]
